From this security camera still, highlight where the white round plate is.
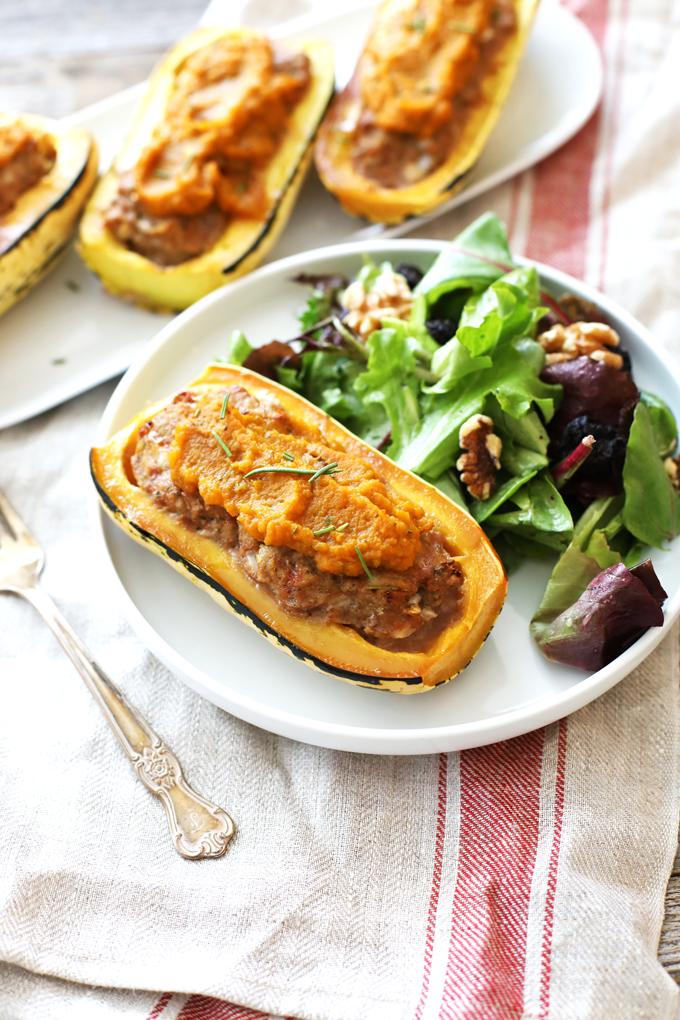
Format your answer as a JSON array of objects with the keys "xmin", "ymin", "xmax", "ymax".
[{"xmin": 90, "ymin": 241, "xmax": 680, "ymax": 754}]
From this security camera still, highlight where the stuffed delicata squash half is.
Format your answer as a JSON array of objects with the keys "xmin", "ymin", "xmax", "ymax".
[
  {"xmin": 315, "ymin": 0, "xmax": 538, "ymax": 223},
  {"xmin": 91, "ymin": 365, "xmax": 507, "ymax": 693},
  {"xmin": 79, "ymin": 28, "xmax": 335, "ymax": 312},
  {"xmin": 0, "ymin": 113, "xmax": 98, "ymax": 318}
]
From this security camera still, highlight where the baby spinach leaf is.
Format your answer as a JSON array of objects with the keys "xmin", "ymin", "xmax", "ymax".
[
  {"xmin": 422, "ymin": 469, "xmax": 469, "ymax": 509},
  {"xmin": 622, "ymin": 401, "xmax": 680, "ymax": 547},
  {"xmin": 486, "ymin": 473, "xmax": 573, "ymax": 551},
  {"xmin": 640, "ymin": 390, "xmax": 678, "ymax": 456},
  {"xmin": 469, "ymin": 467, "xmax": 542, "ymax": 523}
]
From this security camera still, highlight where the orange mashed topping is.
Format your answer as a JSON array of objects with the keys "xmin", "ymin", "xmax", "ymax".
[
  {"xmin": 360, "ymin": 0, "xmax": 498, "ymax": 136},
  {"xmin": 168, "ymin": 389, "xmax": 429, "ymax": 576},
  {"xmin": 134, "ymin": 33, "xmax": 310, "ymax": 221}
]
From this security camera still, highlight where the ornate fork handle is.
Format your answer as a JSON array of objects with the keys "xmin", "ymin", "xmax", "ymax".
[{"xmin": 22, "ymin": 583, "xmax": 235, "ymax": 859}]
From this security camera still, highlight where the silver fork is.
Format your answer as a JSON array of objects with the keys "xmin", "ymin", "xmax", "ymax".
[{"xmin": 0, "ymin": 485, "xmax": 235, "ymax": 859}]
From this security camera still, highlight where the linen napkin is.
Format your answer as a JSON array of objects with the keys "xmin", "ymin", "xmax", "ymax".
[{"xmin": 3, "ymin": 0, "xmax": 680, "ymax": 1018}]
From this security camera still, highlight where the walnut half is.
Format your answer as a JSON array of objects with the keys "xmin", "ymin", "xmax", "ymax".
[
  {"xmin": 665, "ymin": 455, "xmax": 680, "ymax": 492},
  {"xmin": 456, "ymin": 414, "xmax": 502, "ymax": 501},
  {"xmin": 537, "ymin": 321, "xmax": 623, "ymax": 369},
  {"xmin": 343, "ymin": 271, "xmax": 413, "ymax": 339}
]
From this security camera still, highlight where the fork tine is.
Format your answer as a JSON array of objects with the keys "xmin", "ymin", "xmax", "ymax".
[{"xmin": 0, "ymin": 485, "xmax": 39, "ymax": 546}]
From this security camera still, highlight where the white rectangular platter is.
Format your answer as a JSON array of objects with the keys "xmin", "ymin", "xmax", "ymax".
[{"xmin": 0, "ymin": 0, "xmax": 601, "ymax": 431}]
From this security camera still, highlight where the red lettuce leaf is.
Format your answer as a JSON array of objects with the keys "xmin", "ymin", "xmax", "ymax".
[{"xmin": 535, "ymin": 559, "xmax": 666, "ymax": 671}]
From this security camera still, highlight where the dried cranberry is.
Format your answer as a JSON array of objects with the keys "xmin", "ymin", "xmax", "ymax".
[
  {"xmin": 554, "ymin": 417, "xmax": 625, "ymax": 480},
  {"xmin": 425, "ymin": 318, "xmax": 458, "ymax": 345},
  {"xmin": 395, "ymin": 263, "xmax": 424, "ymax": 290}
]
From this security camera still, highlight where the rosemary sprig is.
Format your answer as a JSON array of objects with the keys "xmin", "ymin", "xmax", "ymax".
[
  {"xmin": 192, "ymin": 405, "xmax": 201, "ymax": 417},
  {"xmin": 355, "ymin": 546, "xmax": 375, "ymax": 582},
  {"xmin": 282, "ymin": 452, "xmax": 295, "ymax": 461},
  {"xmin": 212, "ymin": 431, "xmax": 232, "ymax": 457},
  {"xmin": 308, "ymin": 461, "xmax": 339, "ymax": 483},
  {"xmin": 313, "ymin": 525, "xmax": 335, "ymax": 537},
  {"xmin": 220, "ymin": 392, "xmax": 230, "ymax": 418},
  {"xmin": 244, "ymin": 463, "xmax": 340, "ymax": 481}
]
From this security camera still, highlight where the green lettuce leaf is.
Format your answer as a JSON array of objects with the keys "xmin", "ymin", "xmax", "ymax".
[
  {"xmin": 223, "ymin": 328, "xmax": 252, "ymax": 367},
  {"xmin": 397, "ymin": 338, "xmax": 561, "ymax": 476},
  {"xmin": 414, "ymin": 212, "xmax": 515, "ymax": 303},
  {"xmin": 354, "ymin": 325, "xmax": 421, "ymax": 460}
]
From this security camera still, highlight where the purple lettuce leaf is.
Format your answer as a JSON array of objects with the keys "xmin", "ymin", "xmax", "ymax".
[{"xmin": 533, "ymin": 559, "xmax": 666, "ymax": 671}]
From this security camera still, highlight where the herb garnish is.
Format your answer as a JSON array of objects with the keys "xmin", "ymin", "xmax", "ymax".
[
  {"xmin": 244, "ymin": 463, "xmax": 341, "ymax": 481},
  {"xmin": 407, "ymin": 16, "xmax": 426, "ymax": 31},
  {"xmin": 313, "ymin": 525, "xmax": 335, "ymax": 537},
  {"xmin": 212, "ymin": 430, "xmax": 232, "ymax": 457},
  {"xmin": 308, "ymin": 461, "xmax": 339, "ymax": 483},
  {"xmin": 220, "ymin": 392, "xmax": 230, "ymax": 418},
  {"xmin": 449, "ymin": 21, "xmax": 476, "ymax": 32},
  {"xmin": 282, "ymin": 452, "xmax": 295, "ymax": 461},
  {"xmin": 154, "ymin": 169, "xmax": 171, "ymax": 179},
  {"xmin": 192, "ymin": 405, "xmax": 201, "ymax": 417},
  {"xmin": 182, "ymin": 155, "xmax": 194, "ymax": 171},
  {"xmin": 355, "ymin": 546, "xmax": 375, "ymax": 582},
  {"xmin": 65, "ymin": 280, "xmax": 80, "ymax": 292},
  {"xmin": 336, "ymin": 522, "xmax": 349, "ymax": 533}
]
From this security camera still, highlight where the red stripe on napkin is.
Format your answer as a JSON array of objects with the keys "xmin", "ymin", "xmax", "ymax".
[
  {"xmin": 539, "ymin": 719, "xmax": 569, "ymax": 1018},
  {"xmin": 439, "ymin": 731, "xmax": 544, "ymax": 1019},
  {"xmin": 175, "ymin": 995, "xmax": 270, "ymax": 1019},
  {"xmin": 413, "ymin": 752, "xmax": 449, "ymax": 1020},
  {"xmin": 145, "ymin": 993, "xmax": 173, "ymax": 1019},
  {"xmin": 524, "ymin": 0, "xmax": 610, "ymax": 279}
]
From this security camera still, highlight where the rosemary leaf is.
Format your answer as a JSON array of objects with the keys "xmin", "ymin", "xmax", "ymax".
[
  {"xmin": 355, "ymin": 546, "xmax": 375, "ymax": 582},
  {"xmin": 212, "ymin": 430, "xmax": 232, "ymax": 457},
  {"xmin": 220, "ymin": 392, "xmax": 230, "ymax": 418}
]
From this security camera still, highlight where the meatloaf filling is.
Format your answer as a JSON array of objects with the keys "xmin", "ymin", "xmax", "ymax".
[
  {"xmin": 130, "ymin": 386, "xmax": 464, "ymax": 646},
  {"xmin": 104, "ymin": 37, "xmax": 311, "ymax": 266},
  {"xmin": 0, "ymin": 121, "xmax": 56, "ymax": 217},
  {"xmin": 350, "ymin": 0, "xmax": 517, "ymax": 189}
]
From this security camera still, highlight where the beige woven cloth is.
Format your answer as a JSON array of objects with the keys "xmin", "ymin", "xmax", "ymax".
[{"xmin": 2, "ymin": 0, "xmax": 680, "ymax": 1018}]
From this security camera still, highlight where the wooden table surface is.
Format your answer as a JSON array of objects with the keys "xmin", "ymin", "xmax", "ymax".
[{"xmin": 3, "ymin": 0, "xmax": 679, "ymax": 985}]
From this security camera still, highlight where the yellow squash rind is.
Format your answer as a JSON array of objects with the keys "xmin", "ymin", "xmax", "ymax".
[
  {"xmin": 315, "ymin": 0, "xmax": 539, "ymax": 224},
  {"xmin": 78, "ymin": 28, "xmax": 335, "ymax": 312},
  {"xmin": 0, "ymin": 113, "xmax": 98, "ymax": 318},
  {"xmin": 91, "ymin": 366, "xmax": 507, "ymax": 694}
]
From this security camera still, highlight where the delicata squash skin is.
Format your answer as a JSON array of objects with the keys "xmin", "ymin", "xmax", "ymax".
[
  {"xmin": 78, "ymin": 28, "xmax": 335, "ymax": 313},
  {"xmin": 315, "ymin": 0, "xmax": 539, "ymax": 223},
  {"xmin": 0, "ymin": 113, "xmax": 98, "ymax": 318},
  {"xmin": 91, "ymin": 365, "xmax": 507, "ymax": 694}
]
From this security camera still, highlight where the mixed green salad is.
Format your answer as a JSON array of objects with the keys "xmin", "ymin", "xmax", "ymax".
[{"xmin": 222, "ymin": 213, "xmax": 680, "ymax": 672}]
